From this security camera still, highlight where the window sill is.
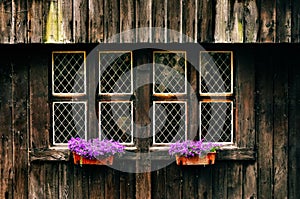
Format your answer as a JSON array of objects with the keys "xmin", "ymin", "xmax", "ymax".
[{"xmin": 29, "ymin": 147, "xmax": 256, "ymax": 162}]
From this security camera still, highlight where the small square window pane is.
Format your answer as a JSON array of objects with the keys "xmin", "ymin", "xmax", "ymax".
[
  {"xmin": 200, "ymin": 101, "xmax": 233, "ymax": 143},
  {"xmin": 52, "ymin": 52, "xmax": 86, "ymax": 95},
  {"xmin": 154, "ymin": 51, "xmax": 186, "ymax": 94},
  {"xmin": 99, "ymin": 102, "xmax": 133, "ymax": 144},
  {"xmin": 99, "ymin": 52, "xmax": 132, "ymax": 94},
  {"xmin": 153, "ymin": 102, "xmax": 187, "ymax": 144},
  {"xmin": 200, "ymin": 51, "xmax": 232, "ymax": 95},
  {"xmin": 53, "ymin": 102, "xmax": 87, "ymax": 145}
]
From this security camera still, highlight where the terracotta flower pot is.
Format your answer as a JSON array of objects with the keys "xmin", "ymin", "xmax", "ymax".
[
  {"xmin": 73, "ymin": 152, "xmax": 114, "ymax": 165},
  {"xmin": 175, "ymin": 152, "xmax": 216, "ymax": 165}
]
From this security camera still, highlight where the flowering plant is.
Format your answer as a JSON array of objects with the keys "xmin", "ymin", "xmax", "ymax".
[
  {"xmin": 168, "ymin": 140, "xmax": 220, "ymax": 158},
  {"xmin": 68, "ymin": 137, "xmax": 125, "ymax": 159}
]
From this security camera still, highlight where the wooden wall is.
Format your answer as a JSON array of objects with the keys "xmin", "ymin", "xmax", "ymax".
[
  {"xmin": 0, "ymin": 0, "xmax": 299, "ymax": 43},
  {"xmin": 0, "ymin": 44, "xmax": 299, "ymax": 198}
]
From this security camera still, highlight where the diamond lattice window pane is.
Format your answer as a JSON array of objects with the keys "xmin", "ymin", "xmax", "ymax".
[
  {"xmin": 200, "ymin": 101, "xmax": 233, "ymax": 143},
  {"xmin": 200, "ymin": 52, "xmax": 232, "ymax": 94},
  {"xmin": 53, "ymin": 102, "xmax": 86, "ymax": 145},
  {"xmin": 99, "ymin": 52, "xmax": 132, "ymax": 94},
  {"xmin": 153, "ymin": 102, "xmax": 186, "ymax": 144},
  {"xmin": 99, "ymin": 102, "xmax": 133, "ymax": 144},
  {"xmin": 154, "ymin": 52, "xmax": 186, "ymax": 94},
  {"xmin": 52, "ymin": 52, "xmax": 86, "ymax": 95}
]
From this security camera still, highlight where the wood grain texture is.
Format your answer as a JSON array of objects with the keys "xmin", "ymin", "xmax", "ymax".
[
  {"xmin": 136, "ymin": 0, "xmax": 151, "ymax": 42},
  {"xmin": 214, "ymin": 0, "xmax": 229, "ymax": 42},
  {"xmin": 197, "ymin": 0, "xmax": 213, "ymax": 42},
  {"xmin": 74, "ymin": 0, "xmax": 88, "ymax": 43},
  {"xmin": 120, "ymin": 0, "xmax": 135, "ymax": 42},
  {"xmin": 259, "ymin": 0, "xmax": 276, "ymax": 42},
  {"xmin": 27, "ymin": 0, "xmax": 43, "ymax": 43},
  {"xmin": 104, "ymin": 0, "xmax": 120, "ymax": 42},
  {"xmin": 152, "ymin": 0, "xmax": 166, "ymax": 42},
  {"xmin": 276, "ymin": 0, "xmax": 291, "ymax": 42},
  {"xmin": 89, "ymin": 0, "xmax": 104, "ymax": 43},
  {"xmin": 291, "ymin": 1, "xmax": 300, "ymax": 42},
  {"xmin": 182, "ymin": 0, "xmax": 196, "ymax": 42},
  {"xmin": 244, "ymin": 0, "xmax": 259, "ymax": 42},
  {"xmin": 0, "ymin": 0, "xmax": 13, "ymax": 43},
  {"xmin": 167, "ymin": 0, "xmax": 181, "ymax": 42}
]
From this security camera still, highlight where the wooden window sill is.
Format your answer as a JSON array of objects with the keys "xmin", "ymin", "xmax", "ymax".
[{"xmin": 29, "ymin": 147, "xmax": 256, "ymax": 162}]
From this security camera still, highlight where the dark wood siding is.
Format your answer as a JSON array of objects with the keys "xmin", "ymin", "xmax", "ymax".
[
  {"xmin": 0, "ymin": 0, "xmax": 300, "ymax": 43},
  {"xmin": 0, "ymin": 44, "xmax": 299, "ymax": 198}
]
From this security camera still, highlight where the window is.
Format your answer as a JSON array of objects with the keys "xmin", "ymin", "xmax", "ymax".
[{"xmin": 51, "ymin": 49, "xmax": 234, "ymax": 147}]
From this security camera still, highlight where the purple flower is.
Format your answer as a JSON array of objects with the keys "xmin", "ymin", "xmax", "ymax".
[
  {"xmin": 68, "ymin": 137, "xmax": 125, "ymax": 159},
  {"xmin": 168, "ymin": 140, "xmax": 221, "ymax": 157}
]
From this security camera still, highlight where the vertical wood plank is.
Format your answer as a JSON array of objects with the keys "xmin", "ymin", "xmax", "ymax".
[
  {"xmin": 120, "ymin": 0, "xmax": 135, "ymax": 42},
  {"xmin": 182, "ymin": 0, "xmax": 196, "ymax": 42},
  {"xmin": 273, "ymin": 50, "xmax": 288, "ymax": 199},
  {"xmin": 152, "ymin": 0, "xmax": 166, "ymax": 42},
  {"xmin": 0, "ymin": 0, "xmax": 13, "ymax": 43},
  {"xmin": 27, "ymin": 0, "xmax": 43, "ymax": 43},
  {"xmin": 136, "ymin": 0, "xmax": 151, "ymax": 42},
  {"xmin": 151, "ymin": 168, "xmax": 166, "ymax": 199},
  {"xmin": 74, "ymin": 0, "xmax": 88, "ymax": 42},
  {"xmin": 276, "ymin": 0, "xmax": 291, "ymax": 42},
  {"xmin": 12, "ymin": 51, "xmax": 29, "ymax": 199},
  {"xmin": 197, "ymin": 167, "xmax": 212, "ymax": 199},
  {"xmin": 120, "ymin": 170, "xmax": 135, "ymax": 199},
  {"xmin": 59, "ymin": 0, "xmax": 73, "ymax": 42},
  {"xmin": 45, "ymin": 163, "xmax": 59, "ymax": 199},
  {"xmin": 182, "ymin": 167, "xmax": 196, "ymax": 199},
  {"xmin": 259, "ymin": 0, "xmax": 276, "ymax": 42},
  {"xmin": 197, "ymin": 0, "xmax": 213, "ymax": 42},
  {"xmin": 58, "ymin": 163, "xmax": 73, "ymax": 199},
  {"xmin": 15, "ymin": 0, "xmax": 27, "ymax": 43},
  {"xmin": 43, "ymin": 0, "xmax": 58, "ymax": 43},
  {"xmin": 105, "ymin": 168, "xmax": 120, "ymax": 199},
  {"xmin": 291, "ymin": 1, "xmax": 300, "ymax": 42},
  {"xmin": 89, "ymin": 167, "xmax": 105, "ymax": 199},
  {"xmin": 104, "ymin": 0, "xmax": 120, "ymax": 42},
  {"xmin": 88, "ymin": 0, "xmax": 104, "ymax": 43},
  {"xmin": 29, "ymin": 163, "xmax": 46, "ymax": 199},
  {"xmin": 288, "ymin": 49, "xmax": 300, "ymax": 199},
  {"xmin": 214, "ymin": 0, "xmax": 229, "ymax": 42},
  {"xmin": 167, "ymin": 0, "xmax": 181, "ymax": 42},
  {"xmin": 227, "ymin": 162, "xmax": 243, "ymax": 199},
  {"xmin": 236, "ymin": 46, "xmax": 257, "ymax": 198},
  {"xmin": 256, "ymin": 49, "xmax": 274, "ymax": 199},
  {"xmin": 212, "ymin": 162, "xmax": 227, "ymax": 199},
  {"xmin": 229, "ymin": 0, "xmax": 244, "ymax": 42},
  {"xmin": 29, "ymin": 49, "xmax": 49, "ymax": 149},
  {"xmin": 0, "ymin": 55, "xmax": 13, "ymax": 199},
  {"xmin": 166, "ymin": 164, "xmax": 182, "ymax": 199},
  {"xmin": 244, "ymin": 0, "xmax": 259, "ymax": 42}
]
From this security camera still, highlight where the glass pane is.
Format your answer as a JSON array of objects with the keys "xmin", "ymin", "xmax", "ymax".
[
  {"xmin": 200, "ymin": 101, "xmax": 233, "ymax": 143},
  {"xmin": 153, "ymin": 102, "xmax": 186, "ymax": 144},
  {"xmin": 154, "ymin": 52, "xmax": 186, "ymax": 94},
  {"xmin": 99, "ymin": 52, "xmax": 132, "ymax": 94},
  {"xmin": 52, "ymin": 52, "xmax": 85, "ymax": 94},
  {"xmin": 200, "ymin": 51, "xmax": 232, "ymax": 94},
  {"xmin": 53, "ymin": 102, "xmax": 86, "ymax": 144}
]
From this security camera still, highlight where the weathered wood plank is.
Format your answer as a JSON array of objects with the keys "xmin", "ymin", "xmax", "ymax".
[
  {"xmin": 227, "ymin": 162, "xmax": 242, "ymax": 199},
  {"xmin": 120, "ymin": 170, "xmax": 135, "ymax": 199},
  {"xmin": 27, "ymin": 0, "xmax": 43, "ymax": 43},
  {"xmin": 88, "ymin": 0, "xmax": 104, "ymax": 43},
  {"xmin": 291, "ymin": 1, "xmax": 300, "ymax": 42},
  {"xmin": 136, "ymin": 0, "xmax": 151, "ymax": 42},
  {"xmin": 45, "ymin": 163, "xmax": 59, "ymax": 199},
  {"xmin": 59, "ymin": 0, "xmax": 73, "ymax": 43},
  {"xmin": 43, "ymin": 0, "xmax": 58, "ymax": 43},
  {"xmin": 58, "ymin": 163, "xmax": 73, "ymax": 199},
  {"xmin": 105, "ymin": 167, "xmax": 120, "ymax": 199},
  {"xmin": 244, "ymin": 0, "xmax": 259, "ymax": 42},
  {"xmin": 228, "ymin": 0, "xmax": 243, "ymax": 42},
  {"xmin": 166, "ymin": 163, "xmax": 182, "ymax": 199},
  {"xmin": 197, "ymin": 0, "xmax": 213, "ymax": 42},
  {"xmin": 152, "ymin": 0, "xmax": 166, "ymax": 42},
  {"xmin": 259, "ymin": 0, "xmax": 276, "ymax": 42},
  {"xmin": 167, "ymin": 0, "xmax": 181, "ymax": 42},
  {"xmin": 212, "ymin": 162, "xmax": 227, "ymax": 199},
  {"xmin": 120, "ymin": 0, "xmax": 135, "ymax": 42},
  {"xmin": 288, "ymin": 50, "xmax": 300, "ymax": 199},
  {"xmin": 30, "ymin": 149, "xmax": 69, "ymax": 162},
  {"xmin": 214, "ymin": 0, "xmax": 229, "ymax": 42},
  {"xmin": 197, "ymin": 167, "xmax": 212, "ymax": 199},
  {"xmin": 74, "ymin": 0, "xmax": 88, "ymax": 43},
  {"xmin": 243, "ymin": 162, "xmax": 257, "ymax": 199},
  {"xmin": 151, "ymin": 168, "xmax": 166, "ymax": 199},
  {"xmin": 12, "ymin": 54, "xmax": 29, "ymax": 199},
  {"xmin": 273, "ymin": 51, "xmax": 288, "ymax": 199},
  {"xmin": 89, "ymin": 166, "xmax": 105, "ymax": 199},
  {"xmin": 29, "ymin": 163, "xmax": 45, "ymax": 199},
  {"xmin": 217, "ymin": 148, "xmax": 256, "ymax": 160},
  {"xmin": 276, "ymin": 0, "xmax": 291, "ymax": 42},
  {"xmin": 182, "ymin": 0, "xmax": 196, "ymax": 42},
  {"xmin": 104, "ymin": 0, "xmax": 120, "ymax": 42},
  {"xmin": 15, "ymin": 0, "xmax": 27, "ymax": 43},
  {"xmin": 256, "ymin": 51, "xmax": 274, "ymax": 199},
  {"xmin": 29, "ymin": 50, "xmax": 49, "ymax": 149},
  {"xmin": 0, "ymin": 0, "xmax": 13, "ymax": 43},
  {"xmin": 182, "ymin": 167, "xmax": 196, "ymax": 199},
  {"xmin": 0, "ymin": 55, "xmax": 13, "ymax": 199}
]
